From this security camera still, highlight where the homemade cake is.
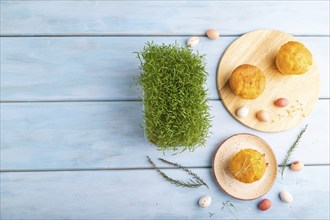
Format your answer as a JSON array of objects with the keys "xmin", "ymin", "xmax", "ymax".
[
  {"xmin": 229, "ymin": 64, "xmax": 266, "ymax": 99},
  {"xmin": 276, "ymin": 41, "xmax": 313, "ymax": 75},
  {"xmin": 229, "ymin": 148, "xmax": 268, "ymax": 184}
]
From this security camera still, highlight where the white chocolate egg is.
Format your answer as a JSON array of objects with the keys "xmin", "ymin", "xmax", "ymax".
[
  {"xmin": 236, "ymin": 106, "xmax": 249, "ymax": 118},
  {"xmin": 198, "ymin": 195, "xmax": 212, "ymax": 208},
  {"xmin": 280, "ymin": 191, "xmax": 293, "ymax": 203},
  {"xmin": 187, "ymin": 37, "xmax": 199, "ymax": 47}
]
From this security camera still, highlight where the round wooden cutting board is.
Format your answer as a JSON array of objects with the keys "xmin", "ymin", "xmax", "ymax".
[{"xmin": 217, "ymin": 29, "xmax": 320, "ymax": 132}]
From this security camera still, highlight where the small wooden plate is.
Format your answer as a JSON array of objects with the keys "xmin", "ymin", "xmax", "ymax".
[
  {"xmin": 212, "ymin": 133, "xmax": 277, "ymax": 200},
  {"xmin": 217, "ymin": 29, "xmax": 320, "ymax": 132}
]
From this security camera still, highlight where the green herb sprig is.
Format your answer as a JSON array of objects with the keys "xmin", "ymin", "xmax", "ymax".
[
  {"xmin": 159, "ymin": 158, "xmax": 209, "ymax": 188},
  {"xmin": 281, "ymin": 124, "xmax": 308, "ymax": 179},
  {"xmin": 137, "ymin": 42, "xmax": 211, "ymax": 152},
  {"xmin": 147, "ymin": 156, "xmax": 208, "ymax": 188},
  {"xmin": 222, "ymin": 201, "xmax": 239, "ymax": 219}
]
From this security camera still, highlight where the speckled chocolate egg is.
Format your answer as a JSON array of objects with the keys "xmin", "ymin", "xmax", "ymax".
[
  {"xmin": 290, "ymin": 161, "xmax": 304, "ymax": 171},
  {"xmin": 275, "ymin": 98, "xmax": 289, "ymax": 107},
  {"xmin": 206, "ymin": 29, "xmax": 220, "ymax": 40},
  {"xmin": 256, "ymin": 110, "xmax": 270, "ymax": 122},
  {"xmin": 187, "ymin": 37, "xmax": 199, "ymax": 47},
  {"xmin": 198, "ymin": 195, "xmax": 212, "ymax": 208},
  {"xmin": 258, "ymin": 199, "xmax": 272, "ymax": 211}
]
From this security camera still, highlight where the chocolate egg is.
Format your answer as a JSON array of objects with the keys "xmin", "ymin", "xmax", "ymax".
[
  {"xmin": 236, "ymin": 106, "xmax": 249, "ymax": 118},
  {"xmin": 258, "ymin": 199, "xmax": 272, "ymax": 211},
  {"xmin": 206, "ymin": 29, "xmax": 220, "ymax": 40},
  {"xmin": 275, "ymin": 98, "xmax": 289, "ymax": 107},
  {"xmin": 198, "ymin": 195, "xmax": 212, "ymax": 208},
  {"xmin": 256, "ymin": 110, "xmax": 270, "ymax": 122},
  {"xmin": 187, "ymin": 37, "xmax": 199, "ymax": 47},
  {"xmin": 290, "ymin": 161, "xmax": 304, "ymax": 171},
  {"xmin": 280, "ymin": 191, "xmax": 293, "ymax": 203}
]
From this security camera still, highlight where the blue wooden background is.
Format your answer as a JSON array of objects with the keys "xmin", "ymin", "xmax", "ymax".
[{"xmin": 1, "ymin": 1, "xmax": 329, "ymax": 219}]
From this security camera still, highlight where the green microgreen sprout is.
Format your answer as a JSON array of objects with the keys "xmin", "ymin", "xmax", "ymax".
[{"xmin": 136, "ymin": 42, "xmax": 211, "ymax": 152}]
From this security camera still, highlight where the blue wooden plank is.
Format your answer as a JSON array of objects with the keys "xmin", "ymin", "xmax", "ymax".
[
  {"xmin": 1, "ymin": 100, "xmax": 329, "ymax": 170},
  {"xmin": 1, "ymin": 1, "xmax": 329, "ymax": 35},
  {"xmin": 1, "ymin": 166, "xmax": 329, "ymax": 219},
  {"xmin": 1, "ymin": 37, "xmax": 329, "ymax": 101}
]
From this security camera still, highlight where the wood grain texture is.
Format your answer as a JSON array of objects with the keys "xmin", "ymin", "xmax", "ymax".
[
  {"xmin": 1, "ymin": 1, "xmax": 329, "ymax": 35},
  {"xmin": 218, "ymin": 30, "xmax": 320, "ymax": 132},
  {"xmin": 1, "ymin": 1, "xmax": 329, "ymax": 219},
  {"xmin": 1, "ymin": 100, "xmax": 329, "ymax": 170},
  {"xmin": 1, "ymin": 37, "xmax": 329, "ymax": 101},
  {"xmin": 1, "ymin": 167, "xmax": 329, "ymax": 219}
]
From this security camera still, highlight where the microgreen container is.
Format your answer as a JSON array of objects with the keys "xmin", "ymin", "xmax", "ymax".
[{"xmin": 136, "ymin": 42, "xmax": 211, "ymax": 152}]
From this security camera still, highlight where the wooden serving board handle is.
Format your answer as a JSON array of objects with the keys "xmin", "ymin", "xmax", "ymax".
[{"xmin": 217, "ymin": 30, "xmax": 320, "ymax": 132}]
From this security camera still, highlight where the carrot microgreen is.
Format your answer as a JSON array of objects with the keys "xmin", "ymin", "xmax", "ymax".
[{"xmin": 136, "ymin": 42, "xmax": 211, "ymax": 152}]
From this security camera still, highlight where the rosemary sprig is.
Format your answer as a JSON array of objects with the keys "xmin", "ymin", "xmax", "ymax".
[
  {"xmin": 159, "ymin": 158, "xmax": 209, "ymax": 188},
  {"xmin": 281, "ymin": 124, "xmax": 308, "ymax": 179},
  {"xmin": 222, "ymin": 201, "xmax": 239, "ymax": 219},
  {"xmin": 147, "ymin": 156, "xmax": 208, "ymax": 188}
]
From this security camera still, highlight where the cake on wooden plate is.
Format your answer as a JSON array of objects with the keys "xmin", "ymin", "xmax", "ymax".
[
  {"xmin": 276, "ymin": 41, "xmax": 313, "ymax": 75},
  {"xmin": 229, "ymin": 148, "xmax": 268, "ymax": 184},
  {"xmin": 229, "ymin": 64, "xmax": 266, "ymax": 99}
]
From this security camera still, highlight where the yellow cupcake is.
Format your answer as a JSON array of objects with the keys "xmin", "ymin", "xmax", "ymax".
[
  {"xmin": 229, "ymin": 148, "xmax": 268, "ymax": 184},
  {"xmin": 276, "ymin": 41, "xmax": 313, "ymax": 75},
  {"xmin": 229, "ymin": 64, "xmax": 266, "ymax": 99}
]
